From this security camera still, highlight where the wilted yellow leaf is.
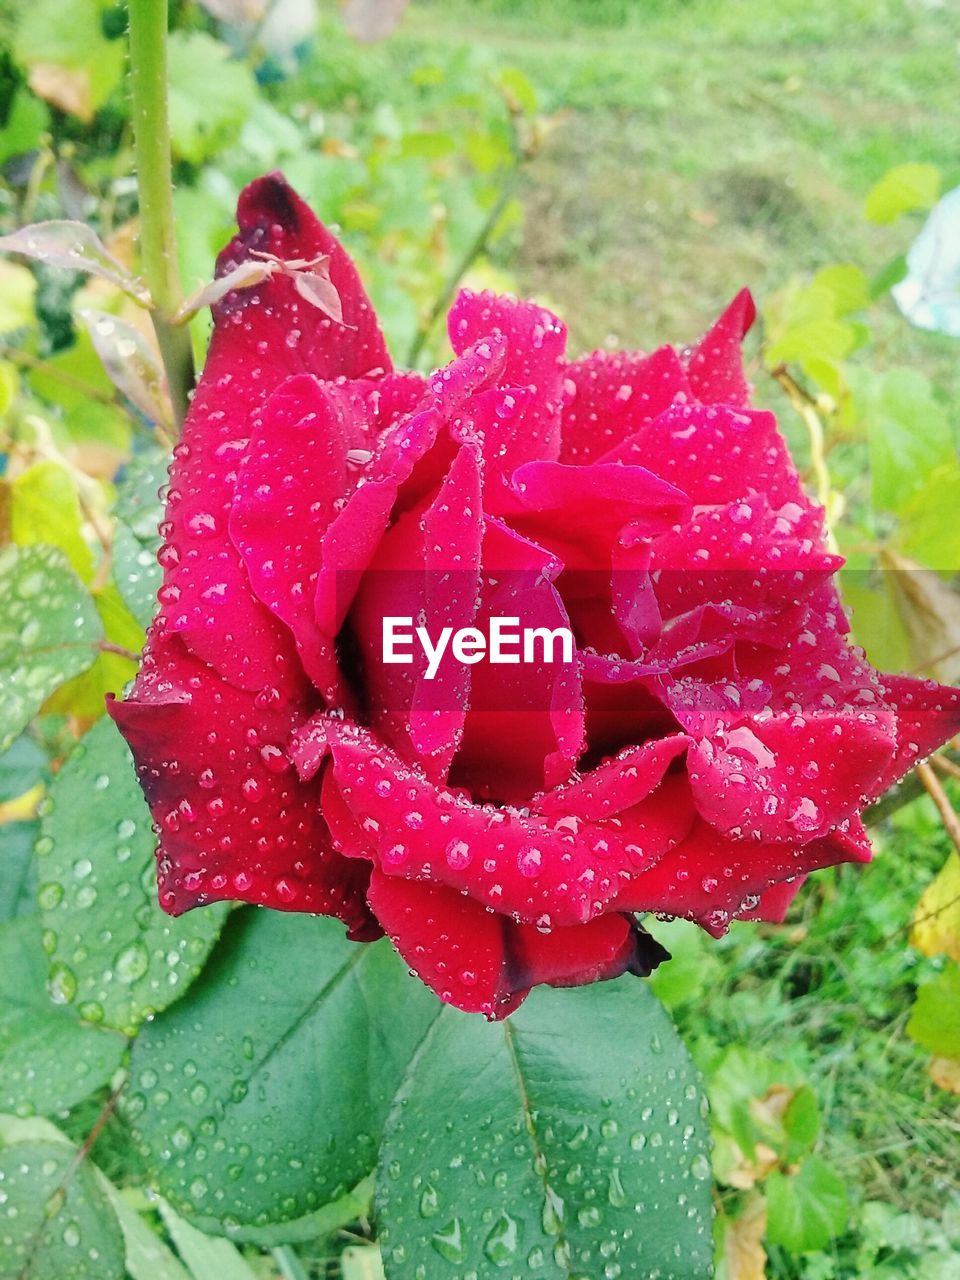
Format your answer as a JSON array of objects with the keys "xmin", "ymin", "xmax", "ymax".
[
  {"xmin": 928, "ymin": 1056, "xmax": 960, "ymax": 1093},
  {"xmin": 725, "ymin": 1194, "xmax": 768, "ymax": 1280},
  {"xmin": 883, "ymin": 549, "xmax": 960, "ymax": 684},
  {"xmin": 911, "ymin": 852, "xmax": 960, "ymax": 962},
  {"xmin": 28, "ymin": 63, "xmax": 92, "ymax": 121}
]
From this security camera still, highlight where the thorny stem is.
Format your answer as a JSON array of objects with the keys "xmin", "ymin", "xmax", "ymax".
[{"xmin": 127, "ymin": 0, "xmax": 194, "ymax": 431}]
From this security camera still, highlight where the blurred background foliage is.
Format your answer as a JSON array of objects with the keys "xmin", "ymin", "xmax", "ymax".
[{"xmin": 0, "ymin": 1, "xmax": 958, "ymax": 1278}]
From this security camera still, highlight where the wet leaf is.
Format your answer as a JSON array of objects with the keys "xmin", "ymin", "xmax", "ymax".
[
  {"xmin": 0, "ymin": 1138, "xmax": 124, "ymax": 1279},
  {"xmin": 0, "ymin": 222, "xmax": 149, "ymax": 303},
  {"xmin": 0, "ymin": 822, "xmax": 37, "ymax": 923},
  {"xmin": 0, "ymin": 545, "xmax": 103, "ymax": 754},
  {"xmin": 0, "ymin": 915, "xmax": 126, "ymax": 1115},
  {"xmin": 376, "ymin": 981, "xmax": 713, "ymax": 1279},
  {"xmin": 123, "ymin": 913, "xmax": 438, "ymax": 1234},
  {"xmin": 38, "ymin": 719, "xmax": 227, "ymax": 1035},
  {"xmin": 0, "ymin": 737, "xmax": 47, "ymax": 806},
  {"xmin": 112, "ymin": 450, "xmax": 167, "ymax": 631},
  {"xmin": 79, "ymin": 311, "xmax": 172, "ymax": 429}
]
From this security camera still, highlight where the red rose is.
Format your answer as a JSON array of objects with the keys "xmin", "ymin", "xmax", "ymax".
[{"xmin": 109, "ymin": 174, "xmax": 960, "ymax": 1018}]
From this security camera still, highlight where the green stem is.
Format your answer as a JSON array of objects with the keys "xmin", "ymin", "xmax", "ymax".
[{"xmin": 127, "ymin": 0, "xmax": 194, "ymax": 431}]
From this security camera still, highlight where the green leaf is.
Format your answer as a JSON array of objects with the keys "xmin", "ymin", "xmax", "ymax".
[
  {"xmin": 167, "ymin": 33, "xmax": 257, "ymax": 165},
  {"xmin": 215, "ymin": 1175, "xmax": 375, "ymax": 1249},
  {"xmin": 99, "ymin": 1184, "xmax": 190, "ymax": 1280},
  {"xmin": 907, "ymin": 965, "xmax": 960, "ymax": 1058},
  {"xmin": 0, "ymin": 88, "xmax": 50, "ymax": 165},
  {"xmin": 765, "ymin": 1155, "xmax": 848, "ymax": 1253},
  {"xmin": 112, "ymin": 450, "xmax": 166, "ymax": 630},
  {"xmin": 0, "ymin": 1138, "xmax": 125, "ymax": 1279},
  {"xmin": 38, "ymin": 718, "xmax": 227, "ymax": 1034},
  {"xmin": 864, "ymin": 163, "xmax": 941, "ymax": 225},
  {"xmin": 0, "ymin": 261, "xmax": 37, "ymax": 332},
  {"xmin": 10, "ymin": 462, "xmax": 96, "ymax": 584},
  {"xmin": 13, "ymin": 0, "xmax": 125, "ymax": 122},
  {"xmin": 376, "ymin": 982, "xmax": 713, "ymax": 1279},
  {"xmin": 896, "ymin": 462, "xmax": 960, "ymax": 570},
  {"xmin": 0, "ymin": 916, "xmax": 126, "ymax": 1116},
  {"xmin": 0, "ymin": 822, "xmax": 37, "ymax": 923},
  {"xmin": 0, "ymin": 545, "xmax": 103, "ymax": 754},
  {"xmin": 0, "ymin": 736, "xmax": 47, "ymax": 805},
  {"xmin": 811, "ymin": 264, "xmax": 869, "ymax": 315},
  {"xmin": 496, "ymin": 66, "xmax": 539, "ymax": 113},
  {"xmin": 854, "ymin": 368, "xmax": 954, "ymax": 513},
  {"xmin": 783, "ymin": 1085, "xmax": 820, "ymax": 1161},
  {"xmin": 123, "ymin": 913, "xmax": 439, "ymax": 1233},
  {"xmin": 648, "ymin": 917, "xmax": 721, "ymax": 1009},
  {"xmin": 156, "ymin": 1199, "xmax": 260, "ymax": 1280}
]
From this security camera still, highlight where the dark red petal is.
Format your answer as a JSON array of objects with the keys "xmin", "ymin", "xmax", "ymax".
[
  {"xmin": 229, "ymin": 376, "xmax": 364, "ymax": 687},
  {"xmin": 347, "ymin": 444, "xmax": 484, "ymax": 779},
  {"xmin": 532, "ymin": 735, "xmax": 689, "ymax": 821},
  {"xmin": 604, "ymin": 401, "xmax": 807, "ymax": 511},
  {"xmin": 560, "ymin": 346, "xmax": 690, "ymax": 465},
  {"xmin": 217, "ymin": 173, "xmax": 391, "ymax": 383},
  {"xmin": 156, "ymin": 174, "xmax": 390, "ymax": 691},
  {"xmin": 325, "ymin": 723, "xmax": 627, "ymax": 927},
  {"xmin": 619, "ymin": 816, "xmax": 870, "ymax": 935},
  {"xmin": 872, "ymin": 674, "xmax": 960, "ymax": 795},
  {"xmin": 448, "ymin": 289, "xmax": 566, "ymax": 465},
  {"xmin": 506, "ymin": 913, "xmax": 668, "ymax": 991},
  {"xmin": 737, "ymin": 876, "xmax": 806, "ymax": 923},
  {"xmin": 365, "ymin": 871, "xmax": 521, "ymax": 1017},
  {"xmin": 450, "ymin": 517, "xmax": 584, "ymax": 801},
  {"xmin": 107, "ymin": 635, "xmax": 376, "ymax": 934},
  {"xmin": 683, "ymin": 288, "xmax": 756, "ymax": 407},
  {"xmin": 688, "ymin": 713, "xmax": 894, "ymax": 841},
  {"xmin": 509, "ymin": 459, "xmax": 688, "ymax": 564}
]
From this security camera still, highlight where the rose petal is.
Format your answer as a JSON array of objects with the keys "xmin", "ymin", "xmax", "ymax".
[
  {"xmin": 619, "ymin": 816, "xmax": 870, "ymax": 935},
  {"xmin": 872, "ymin": 673, "xmax": 960, "ymax": 794},
  {"xmin": 682, "ymin": 288, "xmax": 756, "ymax": 407},
  {"xmin": 155, "ymin": 173, "xmax": 391, "ymax": 691},
  {"xmin": 449, "ymin": 517, "xmax": 584, "ymax": 801},
  {"xmin": 326, "ymin": 723, "xmax": 627, "ymax": 927},
  {"xmin": 107, "ymin": 634, "xmax": 377, "ymax": 935},
  {"xmin": 560, "ymin": 345, "xmax": 690, "ymax": 465}
]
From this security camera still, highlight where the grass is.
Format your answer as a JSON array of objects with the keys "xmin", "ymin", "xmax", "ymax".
[{"xmin": 395, "ymin": 0, "xmax": 960, "ymax": 406}]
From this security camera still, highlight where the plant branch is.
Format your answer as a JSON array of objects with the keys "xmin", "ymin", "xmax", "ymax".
[{"xmin": 127, "ymin": 0, "xmax": 194, "ymax": 430}]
